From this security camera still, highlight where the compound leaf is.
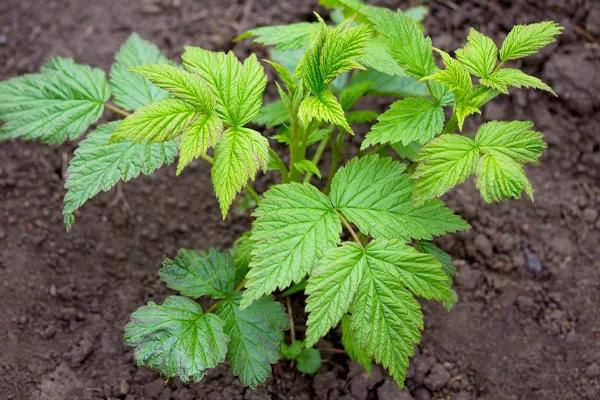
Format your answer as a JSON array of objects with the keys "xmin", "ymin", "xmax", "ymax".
[
  {"xmin": 212, "ymin": 127, "xmax": 269, "ymax": 218},
  {"xmin": 159, "ymin": 248, "xmax": 236, "ymax": 299},
  {"xmin": 0, "ymin": 57, "xmax": 109, "ymax": 144},
  {"xmin": 131, "ymin": 64, "xmax": 216, "ymax": 112},
  {"xmin": 110, "ymin": 98, "xmax": 198, "ymax": 143},
  {"xmin": 361, "ymin": 97, "xmax": 444, "ymax": 148},
  {"xmin": 216, "ymin": 294, "xmax": 287, "ymax": 388},
  {"xmin": 110, "ymin": 33, "xmax": 170, "ymax": 111},
  {"xmin": 63, "ymin": 122, "xmax": 177, "ymax": 229},
  {"xmin": 241, "ymin": 183, "xmax": 342, "ymax": 309},
  {"xmin": 455, "ymin": 28, "xmax": 498, "ymax": 78},
  {"xmin": 480, "ymin": 68, "xmax": 555, "ymax": 95},
  {"xmin": 414, "ymin": 134, "xmax": 479, "ymax": 203},
  {"xmin": 474, "ymin": 120, "xmax": 546, "ymax": 164},
  {"xmin": 330, "ymin": 155, "xmax": 469, "ymax": 241},
  {"xmin": 366, "ymin": 8, "xmax": 435, "ymax": 79},
  {"xmin": 124, "ymin": 296, "xmax": 228, "ymax": 383},
  {"xmin": 182, "ymin": 48, "xmax": 267, "ymax": 127},
  {"xmin": 476, "ymin": 153, "xmax": 533, "ymax": 203},
  {"xmin": 305, "ymin": 242, "xmax": 367, "ymax": 346},
  {"xmin": 177, "ymin": 113, "xmax": 224, "ymax": 174},
  {"xmin": 499, "ymin": 21, "xmax": 563, "ymax": 62},
  {"xmin": 298, "ymin": 90, "xmax": 353, "ymax": 134}
]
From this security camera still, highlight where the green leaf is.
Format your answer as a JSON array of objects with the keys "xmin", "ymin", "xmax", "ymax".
[
  {"xmin": 361, "ymin": 97, "xmax": 444, "ymax": 148},
  {"xmin": 237, "ymin": 22, "xmax": 317, "ymax": 51},
  {"xmin": 305, "ymin": 239, "xmax": 451, "ymax": 386},
  {"xmin": 350, "ymin": 69, "xmax": 428, "ymax": 98},
  {"xmin": 177, "ymin": 113, "xmax": 224, "ymax": 174},
  {"xmin": 346, "ymin": 110, "xmax": 379, "ymax": 124},
  {"xmin": 455, "ymin": 28, "xmax": 498, "ymax": 78},
  {"xmin": 341, "ymin": 316, "xmax": 372, "ymax": 374},
  {"xmin": 330, "ymin": 155, "xmax": 469, "ymax": 241},
  {"xmin": 280, "ymin": 340, "xmax": 304, "ymax": 359},
  {"xmin": 423, "ymin": 50, "xmax": 472, "ymax": 96},
  {"xmin": 294, "ymin": 159, "xmax": 322, "ymax": 178},
  {"xmin": 296, "ymin": 348, "xmax": 322, "ymax": 374},
  {"xmin": 416, "ymin": 242, "xmax": 456, "ymax": 279},
  {"xmin": 159, "ymin": 249, "xmax": 235, "ymax": 299},
  {"xmin": 366, "ymin": 8, "xmax": 436, "ymax": 79},
  {"xmin": 414, "ymin": 135, "xmax": 479, "ymax": 203},
  {"xmin": 499, "ymin": 21, "xmax": 563, "ymax": 62},
  {"xmin": 474, "ymin": 120, "xmax": 546, "ymax": 164},
  {"xmin": 476, "ymin": 153, "xmax": 533, "ymax": 203},
  {"xmin": 305, "ymin": 242, "xmax": 367, "ymax": 346},
  {"xmin": 124, "ymin": 296, "xmax": 228, "ymax": 382},
  {"xmin": 360, "ymin": 37, "xmax": 405, "ymax": 77},
  {"xmin": 182, "ymin": 48, "xmax": 267, "ymax": 127},
  {"xmin": 454, "ymin": 86, "xmax": 498, "ymax": 130},
  {"xmin": 212, "ymin": 127, "xmax": 269, "ymax": 218},
  {"xmin": 298, "ymin": 20, "xmax": 371, "ymax": 94},
  {"xmin": 216, "ymin": 294, "xmax": 287, "ymax": 388},
  {"xmin": 109, "ymin": 33, "xmax": 170, "ymax": 111},
  {"xmin": 480, "ymin": 68, "xmax": 555, "ymax": 95},
  {"xmin": 241, "ymin": 183, "xmax": 342, "ymax": 309},
  {"xmin": 0, "ymin": 57, "xmax": 109, "ymax": 144},
  {"xmin": 131, "ymin": 64, "xmax": 216, "ymax": 112},
  {"xmin": 231, "ymin": 232, "xmax": 254, "ymax": 284},
  {"xmin": 339, "ymin": 81, "xmax": 372, "ymax": 111},
  {"xmin": 110, "ymin": 98, "xmax": 198, "ymax": 143},
  {"xmin": 391, "ymin": 141, "xmax": 421, "ymax": 161},
  {"xmin": 298, "ymin": 90, "xmax": 353, "ymax": 134},
  {"xmin": 253, "ymin": 100, "xmax": 289, "ymax": 128},
  {"xmin": 63, "ymin": 122, "xmax": 177, "ymax": 229}
]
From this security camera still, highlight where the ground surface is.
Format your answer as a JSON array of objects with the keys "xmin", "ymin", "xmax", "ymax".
[{"xmin": 0, "ymin": 0, "xmax": 599, "ymax": 399}]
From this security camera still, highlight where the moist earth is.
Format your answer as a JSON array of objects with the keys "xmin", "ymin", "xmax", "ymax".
[{"xmin": 0, "ymin": 1, "xmax": 599, "ymax": 399}]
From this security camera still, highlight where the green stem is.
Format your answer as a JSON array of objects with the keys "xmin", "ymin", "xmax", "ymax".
[
  {"xmin": 105, "ymin": 102, "xmax": 131, "ymax": 118},
  {"xmin": 339, "ymin": 213, "xmax": 362, "ymax": 246},
  {"xmin": 303, "ymin": 134, "xmax": 329, "ymax": 183},
  {"xmin": 269, "ymin": 148, "xmax": 289, "ymax": 182}
]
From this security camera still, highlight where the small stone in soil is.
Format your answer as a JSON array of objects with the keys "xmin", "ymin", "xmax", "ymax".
[
  {"xmin": 523, "ymin": 247, "xmax": 543, "ymax": 273},
  {"xmin": 424, "ymin": 363, "xmax": 451, "ymax": 391},
  {"xmin": 413, "ymin": 387, "xmax": 431, "ymax": 400},
  {"xmin": 582, "ymin": 208, "xmax": 598, "ymax": 224},
  {"xmin": 377, "ymin": 379, "xmax": 414, "ymax": 400}
]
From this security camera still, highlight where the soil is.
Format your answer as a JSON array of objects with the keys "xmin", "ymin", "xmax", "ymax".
[{"xmin": 0, "ymin": 0, "xmax": 599, "ymax": 399}]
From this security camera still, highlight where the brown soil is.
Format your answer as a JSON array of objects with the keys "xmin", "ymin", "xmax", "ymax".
[{"xmin": 1, "ymin": 1, "xmax": 599, "ymax": 399}]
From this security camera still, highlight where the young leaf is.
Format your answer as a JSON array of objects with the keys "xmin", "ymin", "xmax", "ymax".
[
  {"xmin": 124, "ymin": 296, "xmax": 228, "ymax": 382},
  {"xmin": 423, "ymin": 50, "xmax": 472, "ymax": 96},
  {"xmin": 499, "ymin": 21, "xmax": 563, "ymax": 62},
  {"xmin": 480, "ymin": 68, "xmax": 555, "ymax": 95},
  {"xmin": 212, "ymin": 127, "xmax": 269, "ymax": 218},
  {"xmin": 110, "ymin": 98, "xmax": 198, "ymax": 143},
  {"xmin": 294, "ymin": 160, "xmax": 322, "ymax": 178},
  {"xmin": 414, "ymin": 135, "xmax": 479, "ymax": 203},
  {"xmin": 0, "ymin": 58, "xmax": 109, "ymax": 144},
  {"xmin": 63, "ymin": 122, "xmax": 177, "ymax": 229},
  {"xmin": 360, "ymin": 37, "xmax": 406, "ymax": 77},
  {"xmin": 182, "ymin": 48, "xmax": 267, "ymax": 127},
  {"xmin": 305, "ymin": 242, "xmax": 367, "ymax": 346},
  {"xmin": 455, "ymin": 28, "xmax": 498, "ymax": 78},
  {"xmin": 474, "ymin": 120, "xmax": 546, "ymax": 164},
  {"xmin": 415, "ymin": 241, "xmax": 456, "ymax": 279},
  {"xmin": 298, "ymin": 20, "xmax": 371, "ymax": 94},
  {"xmin": 366, "ymin": 8, "xmax": 436, "ymax": 79},
  {"xmin": 109, "ymin": 33, "xmax": 170, "ymax": 111},
  {"xmin": 236, "ymin": 22, "xmax": 317, "ymax": 51},
  {"xmin": 330, "ymin": 155, "xmax": 469, "ymax": 241},
  {"xmin": 131, "ymin": 64, "xmax": 216, "ymax": 112},
  {"xmin": 159, "ymin": 249, "xmax": 236, "ymax": 299},
  {"xmin": 216, "ymin": 294, "xmax": 288, "ymax": 388},
  {"xmin": 476, "ymin": 153, "xmax": 533, "ymax": 203},
  {"xmin": 241, "ymin": 183, "xmax": 342, "ymax": 309},
  {"xmin": 296, "ymin": 348, "xmax": 322, "ymax": 374},
  {"xmin": 298, "ymin": 91, "xmax": 353, "ymax": 134},
  {"xmin": 453, "ymin": 86, "xmax": 498, "ymax": 130},
  {"xmin": 177, "ymin": 113, "xmax": 224, "ymax": 174},
  {"xmin": 361, "ymin": 97, "xmax": 444, "ymax": 148},
  {"xmin": 341, "ymin": 316, "xmax": 372, "ymax": 374}
]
